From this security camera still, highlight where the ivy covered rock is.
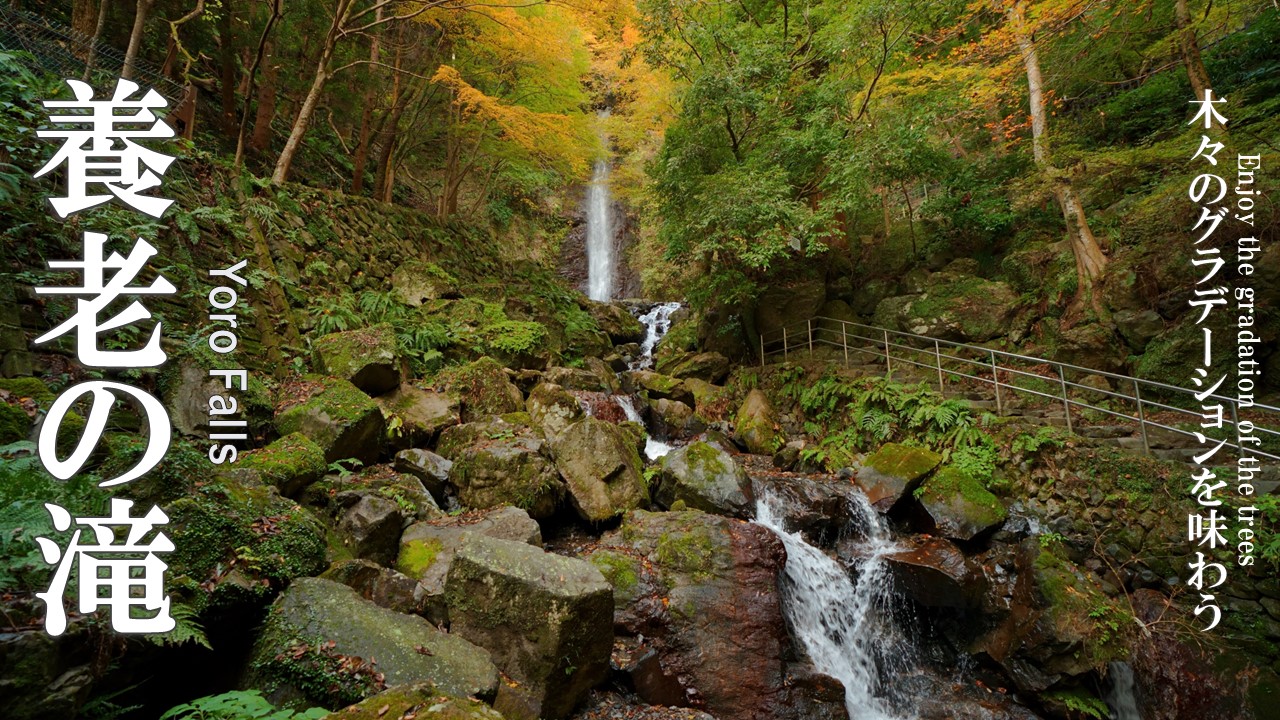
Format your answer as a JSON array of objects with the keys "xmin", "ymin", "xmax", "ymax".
[
  {"xmin": 734, "ymin": 389, "xmax": 780, "ymax": 455},
  {"xmin": 245, "ymin": 578, "xmax": 499, "ymax": 709},
  {"xmin": 854, "ymin": 443, "xmax": 942, "ymax": 511},
  {"xmin": 913, "ymin": 466, "xmax": 1007, "ymax": 541},
  {"xmin": 437, "ymin": 357, "xmax": 526, "ymax": 423},
  {"xmin": 375, "ymin": 384, "xmax": 460, "ymax": 449},
  {"xmin": 334, "ymin": 683, "xmax": 505, "ymax": 720},
  {"xmin": 445, "ymin": 534, "xmax": 613, "ymax": 720},
  {"xmin": 547, "ymin": 418, "xmax": 647, "ymax": 523},
  {"xmin": 654, "ymin": 441, "xmax": 753, "ymax": 519},
  {"xmin": 275, "ymin": 375, "xmax": 385, "ymax": 464},
  {"xmin": 236, "ymin": 433, "xmax": 327, "ymax": 497},
  {"xmin": 312, "ymin": 323, "xmax": 402, "ymax": 396},
  {"xmin": 526, "ymin": 382, "xmax": 583, "ymax": 439}
]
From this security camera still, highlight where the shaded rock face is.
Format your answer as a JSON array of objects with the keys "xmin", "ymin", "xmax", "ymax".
[
  {"xmin": 590, "ymin": 510, "xmax": 790, "ymax": 720},
  {"xmin": 445, "ymin": 534, "xmax": 613, "ymax": 720},
  {"xmin": 392, "ymin": 259, "xmax": 460, "ymax": 306},
  {"xmin": 0, "ymin": 621, "xmax": 95, "ymax": 720},
  {"xmin": 753, "ymin": 473, "xmax": 866, "ymax": 545},
  {"xmin": 913, "ymin": 467, "xmax": 1007, "ymax": 542},
  {"xmin": 321, "ymin": 559, "xmax": 425, "ymax": 615},
  {"xmin": 883, "ymin": 535, "xmax": 984, "ymax": 609},
  {"xmin": 654, "ymin": 441, "xmax": 753, "ymax": 519},
  {"xmin": 313, "ymin": 323, "xmax": 402, "ymax": 396},
  {"xmin": 375, "ymin": 385, "xmax": 460, "ymax": 449},
  {"xmin": 755, "ymin": 280, "xmax": 826, "ymax": 338},
  {"xmin": 245, "ymin": 578, "xmax": 499, "ymax": 707},
  {"xmin": 337, "ymin": 494, "xmax": 406, "ymax": 566},
  {"xmin": 527, "ymin": 382, "xmax": 585, "ymax": 439},
  {"xmin": 394, "ymin": 448, "xmax": 453, "ymax": 504},
  {"xmin": 445, "ymin": 427, "xmax": 564, "ymax": 519},
  {"xmin": 734, "ymin": 389, "xmax": 780, "ymax": 455},
  {"xmin": 548, "ymin": 418, "xmax": 647, "ymax": 523},
  {"xmin": 854, "ymin": 443, "xmax": 942, "ymax": 511},
  {"xmin": 274, "ymin": 375, "xmax": 385, "ymax": 464},
  {"xmin": 872, "ymin": 272, "xmax": 1021, "ymax": 343}
]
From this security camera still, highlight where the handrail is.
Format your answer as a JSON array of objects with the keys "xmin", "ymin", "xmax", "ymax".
[{"xmin": 758, "ymin": 315, "xmax": 1280, "ymax": 463}]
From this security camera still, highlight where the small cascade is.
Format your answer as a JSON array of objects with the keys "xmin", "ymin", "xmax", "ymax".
[
  {"xmin": 630, "ymin": 301, "xmax": 681, "ymax": 371},
  {"xmin": 615, "ymin": 395, "xmax": 673, "ymax": 460},
  {"xmin": 1105, "ymin": 661, "xmax": 1142, "ymax": 720},
  {"xmin": 586, "ymin": 111, "xmax": 614, "ymax": 302},
  {"xmin": 755, "ymin": 487, "xmax": 914, "ymax": 720}
]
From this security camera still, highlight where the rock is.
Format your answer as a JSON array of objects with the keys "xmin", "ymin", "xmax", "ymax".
[
  {"xmin": 397, "ymin": 506, "xmax": 542, "ymax": 624},
  {"xmin": 333, "ymin": 683, "xmax": 504, "ymax": 720},
  {"xmin": 312, "ymin": 323, "xmax": 402, "ymax": 396},
  {"xmin": 913, "ymin": 467, "xmax": 1007, "ymax": 541},
  {"xmin": 592, "ymin": 510, "xmax": 790, "ymax": 720},
  {"xmin": 874, "ymin": 274, "xmax": 1021, "ymax": 342},
  {"xmin": 321, "ymin": 559, "xmax": 425, "ymax": 615},
  {"xmin": 656, "ymin": 351, "xmax": 731, "ymax": 384},
  {"xmin": 302, "ymin": 468, "xmax": 442, "ymax": 524},
  {"xmin": 548, "ymin": 418, "xmax": 647, "ymax": 523},
  {"xmin": 752, "ymin": 473, "xmax": 864, "ymax": 544},
  {"xmin": 337, "ymin": 494, "xmax": 405, "ymax": 566},
  {"xmin": 853, "ymin": 443, "xmax": 941, "ymax": 511},
  {"xmin": 245, "ymin": 578, "xmax": 499, "ymax": 707},
  {"xmin": 275, "ymin": 375, "xmax": 385, "ymax": 464},
  {"xmin": 236, "ymin": 432, "xmax": 327, "ymax": 497},
  {"xmin": 1113, "ymin": 309, "xmax": 1165, "ymax": 352},
  {"xmin": 436, "ymin": 415, "xmax": 538, "ymax": 460},
  {"xmin": 394, "ymin": 448, "xmax": 453, "ymax": 503},
  {"xmin": 734, "ymin": 389, "xmax": 779, "ymax": 455},
  {"xmin": 624, "ymin": 370, "xmax": 694, "ymax": 405},
  {"xmin": 375, "ymin": 384, "xmax": 459, "ymax": 449},
  {"xmin": 755, "ymin": 280, "xmax": 825, "ymax": 338},
  {"xmin": 445, "ymin": 534, "xmax": 613, "ymax": 720},
  {"xmin": 391, "ymin": 258, "xmax": 460, "ymax": 305},
  {"xmin": 1053, "ymin": 323, "xmax": 1124, "ymax": 373},
  {"xmin": 543, "ymin": 366, "xmax": 614, "ymax": 393},
  {"xmin": 654, "ymin": 441, "xmax": 753, "ymax": 519},
  {"xmin": 778, "ymin": 664, "xmax": 848, "ymax": 720},
  {"xmin": 646, "ymin": 397, "xmax": 706, "ymax": 440},
  {"xmin": 883, "ymin": 536, "xmax": 984, "ymax": 608},
  {"xmin": 447, "ymin": 429, "xmax": 564, "ymax": 519},
  {"xmin": 526, "ymin": 382, "xmax": 584, "ymax": 439},
  {"xmin": 439, "ymin": 357, "xmax": 525, "ymax": 423},
  {"xmin": 160, "ymin": 354, "xmax": 273, "ymax": 438},
  {"xmin": 0, "ymin": 624, "xmax": 95, "ymax": 720},
  {"xmin": 587, "ymin": 301, "xmax": 646, "ymax": 344}
]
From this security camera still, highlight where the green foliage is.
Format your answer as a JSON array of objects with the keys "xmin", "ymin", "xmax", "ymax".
[
  {"xmin": 159, "ymin": 690, "xmax": 329, "ymax": 720},
  {"xmin": 1043, "ymin": 688, "xmax": 1110, "ymax": 720},
  {"xmin": 1253, "ymin": 494, "xmax": 1280, "ymax": 569},
  {"xmin": 253, "ymin": 640, "xmax": 386, "ymax": 710}
]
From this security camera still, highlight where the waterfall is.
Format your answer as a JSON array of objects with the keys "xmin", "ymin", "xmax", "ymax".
[
  {"xmin": 1105, "ymin": 661, "xmax": 1142, "ymax": 720},
  {"xmin": 615, "ymin": 395, "xmax": 673, "ymax": 460},
  {"xmin": 630, "ymin": 301, "xmax": 681, "ymax": 371},
  {"xmin": 755, "ymin": 487, "xmax": 913, "ymax": 720},
  {"xmin": 586, "ymin": 112, "xmax": 614, "ymax": 302}
]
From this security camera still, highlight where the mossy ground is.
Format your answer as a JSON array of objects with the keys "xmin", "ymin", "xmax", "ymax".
[{"xmin": 397, "ymin": 537, "xmax": 445, "ymax": 578}]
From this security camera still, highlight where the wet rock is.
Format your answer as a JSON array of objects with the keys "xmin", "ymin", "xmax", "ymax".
[
  {"xmin": 321, "ymin": 559, "xmax": 425, "ymax": 615},
  {"xmin": 657, "ymin": 351, "xmax": 731, "ymax": 384},
  {"xmin": 334, "ymin": 683, "xmax": 504, "ymax": 719},
  {"xmin": 543, "ymin": 365, "xmax": 614, "ymax": 393},
  {"xmin": 375, "ymin": 384, "xmax": 459, "ymax": 449},
  {"xmin": 312, "ymin": 323, "xmax": 402, "ymax": 396},
  {"xmin": 884, "ymin": 536, "xmax": 984, "ymax": 608},
  {"xmin": 394, "ymin": 448, "xmax": 453, "ymax": 503},
  {"xmin": 336, "ymin": 494, "xmax": 405, "ymax": 566},
  {"xmin": 527, "ymin": 382, "xmax": 585, "ymax": 439},
  {"xmin": 275, "ymin": 375, "xmax": 385, "ymax": 464},
  {"xmin": 913, "ymin": 467, "xmax": 1007, "ymax": 541},
  {"xmin": 0, "ymin": 623, "xmax": 95, "ymax": 720},
  {"xmin": 777, "ymin": 664, "xmax": 848, "ymax": 720},
  {"xmin": 245, "ymin": 578, "xmax": 499, "ymax": 707},
  {"xmin": 549, "ymin": 418, "xmax": 647, "ymax": 523},
  {"xmin": 397, "ymin": 505, "xmax": 541, "ymax": 624},
  {"xmin": 754, "ymin": 473, "xmax": 866, "ymax": 545},
  {"xmin": 445, "ymin": 534, "xmax": 613, "ymax": 720},
  {"xmin": 624, "ymin": 370, "xmax": 695, "ymax": 405},
  {"xmin": 654, "ymin": 441, "xmax": 753, "ymax": 519},
  {"xmin": 734, "ymin": 389, "xmax": 779, "ymax": 455},
  {"xmin": 853, "ymin": 443, "xmax": 941, "ymax": 510},
  {"xmin": 235, "ymin": 432, "xmax": 327, "ymax": 497},
  {"xmin": 647, "ymin": 397, "xmax": 706, "ymax": 440}
]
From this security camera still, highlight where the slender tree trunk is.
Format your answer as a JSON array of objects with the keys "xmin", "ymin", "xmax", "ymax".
[
  {"xmin": 218, "ymin": 0, "xmax": 237, "ymax": 132},
  {"xmin": 81, "ymin": 0, "xmax": 110, "ymax": 81},
  {"xmin": 1008, "ymin": 0, "xmax": 1107, "ymax": 297},
  {"xmin": 71, "ymin": 0, "xmax": 98, "ymax": 55},
  {"xmin": 249, "ymin": 42, "xmax": 278, "ymax": 152},
  {"xmin": 351, "ymin": 6, "xmax": 384, "ymax": 194},
  {"xmin": 122, "ymin": 0, "xmax": 156, "ymax": 80},
  {"xmin": 1174, "ymin": 0, "xmax": 1212, "ymax": 101},
  {"xmin": 234, "ymin": 0, "xmax": 282, "ymax": 168},
  {"xmin": 375, "ymin": 45, "xmax": 406, "ymax": 202}
]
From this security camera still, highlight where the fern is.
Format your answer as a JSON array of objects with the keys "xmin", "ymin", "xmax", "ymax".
[
  {"xmin": 159, "ymin": 690, "xmax": 328, "ymax": 720},
  {"xmin": 145, "ymin": 603, "xmax": 212, "ymax": 650}
]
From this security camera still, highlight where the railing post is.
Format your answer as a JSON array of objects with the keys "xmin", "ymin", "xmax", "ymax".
[
  {"xmin": 841, "ymin": 321, "xmax": 849, "ymax": 368},
  {"xmin": 934, "ymin": 340, "xmax": 945, "ymax": 393},
  {"xmin": 807, "ymin": 319, "xmax": 814, "ymax": 357},
  {"xmin": 1057, "ymin": 365, "xmax": 1073, "ymax": 434},
  {"xmin": 1133, "ymin": 378, "xmax": 1150, "ymax": 455},
  {"xmin": 883, "ymin": 329, "xmax": 892, "ymax": 374},
  {"xmin": 990, "ymin": 350, "xmax": 1003, "ymax": 416},
  {"xmin": 1231, "ymin": 399, "xmax": 1241, "ymax": 458},
  {"xmin": 783, "ymin": 327, "xmax": 788, "ymax": 361}
]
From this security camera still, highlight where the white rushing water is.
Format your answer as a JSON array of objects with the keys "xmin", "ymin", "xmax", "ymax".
[
  {"xmin": 614, "ymin": 395, "xmax": 673, "ymax": 460},
  {"xmin": 630, "ymin": 302, "xmax": 682, "ymax": 371},
  {"xmin": 1105, "ymin": 661, "xmax": 1142, "ymax": 720},
  {"xmin": 586, "ymin": 112, "xmax": 614, "ymax": 302},
  {"xmin": 755, "ymin": 488, "xmax": 912, "ymax": 720}
]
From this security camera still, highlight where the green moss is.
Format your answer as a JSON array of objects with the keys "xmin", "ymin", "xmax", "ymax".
[
  {"xmin": 312, "ymin": 323, "xmax": 397, "ymax": 376},
  {"xmin": 397, "ymin": 537, "xmax": 445, "ymax": 578},
  {"xmin": 916, "ymin": 466, "xmax": 1006, "ymax": 523},
  {"xmin": 278, "ymin": 375, "xmax": 380, "ymax": 433},
  {"xmin": 239, "ymin": 433, "xmax": 326, "ymax": 493},
  {"xmin": 655, "ymin": 525, "xmax": 716, "ymax": 578},
  {"xmin": 0, "ymin": 402, "xmax": 31, "ymax": 443},
  {"xmin": 589, "ymin": 550, "xmax": 640, "ymax": 592},
  {"xmin": 0, "ymin": 377, "xmax": 54, "ymax": 404},
  {"xmin": 435, "ymin": 357, "xmax": 522, "ymax": 419},
  {"xmin": 336, "ymin": 685, "xmax": 501, "ymax": 720},
  {"xmin": 866, "ymin": 442, "xmax": 942, "ymax": 481}
]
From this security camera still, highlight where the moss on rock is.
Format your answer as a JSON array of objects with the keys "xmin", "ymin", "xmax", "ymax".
[
  {"xmin": 238, "ymin": 433, "xmax": 327, "ymax": 496},
  {"xmin": 275, "ymin": 375, "xmax": 384, "ymax": 464}
]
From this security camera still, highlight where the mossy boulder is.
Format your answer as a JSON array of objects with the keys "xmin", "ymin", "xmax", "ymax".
[
  {"xmin": 334, "ymin": 683, "xmax": 505, "ymax": 720},
  {"xmin": 391, "ymin": 259, "xmax": 461, "ymax": 306},
  {"xmin": 526, "ymin": 382, "xmax": 583, "ymax": 440},
  {"xmin": 542, "ymin": 365, "xmax": 614, "ymax": 393},
  {"xmin": 246, "ymin": 578, "xmax": 499, "ymax": 709},
  {"xmin": 321, "ymin": 559, "xmax": 425, "ymax": 615},
  {"xmin": 854, "ymin": 443, "xmax": 942, "ymax": 511},
  {"xmin": 656, "ymin": 351, "xmax": 731, "ymax": 384},
  {"xmin": 733, "ymin": 389, "xmax": 779, "ymax": 455},
  {"xmin": 624, "ymin": 370, "xmax": 694, "ymax": 405},
  {"xmin": 312, "ymin": 323, "xmax": 402, "ymax": 396},
  {"xmin": 301, "ymin": 466, "xmax": 441, "ymax": 524},
  {"xmin": 375, "ymin": 384, "xmax": 460, "ymax": 450},
  {"xmin": 754, "ymin": 280, "xmax": 825, "ymax": 338},
  {"xmin": 447, "ymin": 430, "xmax": 563, "ymax": 519},
  {"xmin": 547, "ymin": 418, "xmax": 647, "ymax": 523},
  {"xmin": 444, "ymin": 534, "xmax": 613, "ymax": 720},
  {"xmin": 0, "ymin": 401, "xmax": 31, "ymax": 443},
  {"xmin": 275, "ymin": 375, "xmax": 385, "ymax": 464},
  {"xmin": 436, "ymin": 415, "xmax": 539, "ymax": 461},
  {"xmin": 874, "ymin": 273, "xmax": 1021, "ymax": 342},
  {"xmin": 237, "ymin": 433, "xmax": 327, "ymax": 497},
  {"xmin": 158, "ymin": 350, "xmax": 274, "ymax": 438},
  {"xmin": 437, "ymin": 358, "xmax": 525, "ymax": 423},
  {"xmin": 586, "ymin": 301, "xmax": 646, "ymax": 345},
  {"xmin": 913, "ymin": 466, "xmax": 1007, "ymax": 541},
  {"xmin": 655, "ymin": 441, "xmax": 753, "ymax": 518},
  {"xmin": 645, "ymin": 397, "xmax": 705, "ymax": 440}
]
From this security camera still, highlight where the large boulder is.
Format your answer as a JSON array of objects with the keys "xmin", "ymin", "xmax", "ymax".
[
  {"xmin": 235, "ymin": 432, "xmax": 327, "ymax": 497},
  {"xmin": 159, "ymin": 353, "xmax": 273, "ymax": 438},
  {"xmin": 586, "ymin": 302, "xmax": 646, "ymax": 344},
  {"xmin": 445, "ymin": 534, "xmax": 613, "ymax": 720},
  {"xmin": 853, "ymin": 443, "xmax": 942, "ymax": 511},
  {"xmin": 646, "ymin": 397, "xmax": 706, "ymax": 440},
  {"xmin": 654, "ymin": 441, "xmax": 753, "ymax": 519},
  {"xmin": 542, "ymin": 366, "xmax": 614, "ymax": 393},
  {"xmin": 274, "ymin": 375, "xmax": 385, "ymax": 464},
  {"xmin": 882, "ymin": 536, "xmax": 984, "ymax": 608},
  {"xmin": 734, "ymin": 389, "xmax": 780, "ymax": 455},
  {"xmin": 245, "ymin": 578, "xmax": 499, "ymax": 708},
  {"xmin": 312, "ymin": 323, "xmax": 402, "ymax": 396},
  {"xmin": 624, "ymin": 370, "xmax": 694, "ymax": 405},
  {"xmin": 590, "ymin": 510, "xmax": 790, "ymax": 720},
  {"xmin": 873, "ymin": 273, "xmax": 1021, "ymax": 343},
  {"xmin": 656, "ymin": 351, "xmax": 731, "ymax": 384},
  {"xmin": 913, "ymin": 467, "xmax": 1007, "ymax": 541},
  {"xmin": 439, "ymin": 418, "xmax": 563, "ymax": 518},
  {"xmin": 391, "ymin": 258, "xmax": 460, "ymax": 306},
  {"xmin": 548, "ymin": 418, "xmax": 647, "ymax": 523},
  {"xmin": 321, "ymin": 559, "xmax": 425, "ymax": 615},
  {"xmin": 301, "ymin": 467, "xmax": 441, "ymax": 524},
  {"xmin": 336, "ymin": 494, "xmax": 405, "ymax": 566},
  {"xmin": 751, "ymin": 473, "xmax": 866, "ymax": 544},
  {"xmin": 755, "ymin": 280, "xmax": 825, "ymax": 338},
  {"xmin": 394, "ymin": 448, "xmax": 453, "ymax": 503},
  {"xmin": 375, "ymin": 384, "xmax": 460, "ymax": 449},
  {"xmin": 438, "ymin": 358, "xmax": 525, "ymax": 423},
  {"xmin": 526, "ymin": 382, "xmax": 584, "ymax": 439}
]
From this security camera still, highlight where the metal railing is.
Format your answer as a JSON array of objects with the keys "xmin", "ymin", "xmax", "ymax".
[{"xmin": 759, "ymin": 316, "xmax": 1280, "ymax": 463}]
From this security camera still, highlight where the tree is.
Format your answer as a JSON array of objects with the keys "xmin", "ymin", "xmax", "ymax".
[
  {"xmin": 122, "ymin": 0, "xmax": 157, "ymax": 80},
  {"xmin": 1173, "ymin": 0, "xmax": 1212, "ymax": 101}
]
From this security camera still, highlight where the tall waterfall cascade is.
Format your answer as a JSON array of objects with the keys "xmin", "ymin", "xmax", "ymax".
[
  {"xmin": 586, "ymin": 111, "xmax": 614, "ymax": 302},
  {"xmin": 755, "ymin": 488, "xmax": 915, "ymax": 720},
  {"xmin": 630, "ymin": 302, "xmax": 681, "ymax": 371}
]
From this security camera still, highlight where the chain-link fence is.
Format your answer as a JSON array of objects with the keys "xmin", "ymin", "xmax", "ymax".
[{"xmin": 0, "ymin": 4, "xmax": 184, "ymax": 103}]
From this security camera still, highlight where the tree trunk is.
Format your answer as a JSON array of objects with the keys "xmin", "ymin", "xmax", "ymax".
[
  {"xmin": 249, "ymin": 42, "xmax": 278, "ymax": 152},
  {"xmin": 122, "ymin": 0, "xmax": 156, "ymax": 80},
  {"xmin": 71, "ymin": 0, "xmax": 98, "ymax": 54},
  {"xmin": 351, "ymin": 6, "xmax": 384, "ymax": 194},
  {"xmin": 81, "ymin": 0, "xmax": 111, "ymax": 81},
  {"xmin": 373, "ymin": 43, "xmax": 406, "ymax": 201},
  {"xmin": 234, "ymin": 0, "xmax": 282, "ymax": 168},
  {"xmin": 218, "ymin": 0, "xmax": 237, "ymax": 132},
  {"xmin": 1174, "ymin": 0, "xmax": 1212, "ymax": 101}
]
